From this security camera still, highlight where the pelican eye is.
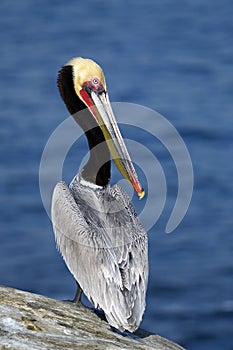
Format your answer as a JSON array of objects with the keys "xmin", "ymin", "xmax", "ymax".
[{"xmin": 93, "ymin": 78, "xmax": 99, "ymax": 84}]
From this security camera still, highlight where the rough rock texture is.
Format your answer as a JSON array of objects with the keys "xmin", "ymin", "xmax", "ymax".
[{"xmin": 0, "ymin": 286, "xmax": 185, "ymax": 350}]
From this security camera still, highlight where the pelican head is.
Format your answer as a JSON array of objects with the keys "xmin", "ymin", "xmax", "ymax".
[{"xmin": 58, "ymin": 57, "xmax": 145, "ymax": 199}]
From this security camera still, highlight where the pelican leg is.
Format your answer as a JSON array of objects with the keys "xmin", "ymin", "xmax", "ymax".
[{"xmin": 72, "ymin": 281, "xmax": 83, "ymax": 305}]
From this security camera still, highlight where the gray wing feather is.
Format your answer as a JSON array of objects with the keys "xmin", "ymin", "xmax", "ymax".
[{"xmin": 51, "ymin": 181, "xmax": 148, "ymax": 332}]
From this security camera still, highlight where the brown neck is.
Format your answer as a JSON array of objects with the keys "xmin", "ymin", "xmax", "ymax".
[{"xmin": 57, "ymin": 65, "xmax": 111, "ymax": 187}]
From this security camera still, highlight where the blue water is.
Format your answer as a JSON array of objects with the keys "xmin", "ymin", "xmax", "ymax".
[{"xmin": 0, "ymin": 1, "xmax": 233, "ymax": 348}]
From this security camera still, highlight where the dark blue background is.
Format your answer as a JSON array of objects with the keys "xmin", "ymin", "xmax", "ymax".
[{"xmin": 0, "ymin": 1, "xmax": 232, "ymax": 349}]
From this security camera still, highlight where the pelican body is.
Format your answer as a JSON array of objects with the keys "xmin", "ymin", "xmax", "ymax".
[{"xmin": 52, "ymin": 57, "xmax": 148, "ymax": 332}]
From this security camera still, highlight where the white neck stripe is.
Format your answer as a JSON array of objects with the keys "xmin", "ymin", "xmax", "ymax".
[{"xmin": 79, "ymin": 177, "xmax": 103, "ymax": 190}]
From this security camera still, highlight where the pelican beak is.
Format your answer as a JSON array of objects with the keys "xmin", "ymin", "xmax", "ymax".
[{"xmin": 80, "ymin": 85, "xmax": 145, "ymax": 199}]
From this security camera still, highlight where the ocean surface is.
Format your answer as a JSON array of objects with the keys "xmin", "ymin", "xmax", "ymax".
[{"xmin": 0, "ymin": 1, "xmax": 232, "ymax": 349}]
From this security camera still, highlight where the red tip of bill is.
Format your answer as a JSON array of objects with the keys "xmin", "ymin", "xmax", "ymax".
[
  {"xmin": 132, "ymin": 179, "xmax": 145, "ymax": 200},
  {"xmin": 138, "ymin": 189, "xmax": 145, "ymax": 200}
]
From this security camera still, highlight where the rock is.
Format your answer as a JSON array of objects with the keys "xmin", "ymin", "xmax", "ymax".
[{"xmin": 0, "ymin": 286, "xmax": 185, "ymax": 349}]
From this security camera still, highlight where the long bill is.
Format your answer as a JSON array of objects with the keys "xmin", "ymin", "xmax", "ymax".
[{"xmin": 88, "ymin": 90, "xmax": 145, "ymax": 199}]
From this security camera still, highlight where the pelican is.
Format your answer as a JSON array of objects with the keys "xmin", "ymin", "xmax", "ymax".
[{"xmin": 51, "ymin": 57, "xmax": 148, "ymax": 332}]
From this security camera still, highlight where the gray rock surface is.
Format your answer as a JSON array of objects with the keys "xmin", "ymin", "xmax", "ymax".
[{"xmin": 0, "ymin": 286, "xmax": 185, "ymax": 349}]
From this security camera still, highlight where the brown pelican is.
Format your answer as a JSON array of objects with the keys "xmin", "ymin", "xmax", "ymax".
[{"xmin": 51, "ymin": 57, "xmax": 148, "ymax": 332}]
